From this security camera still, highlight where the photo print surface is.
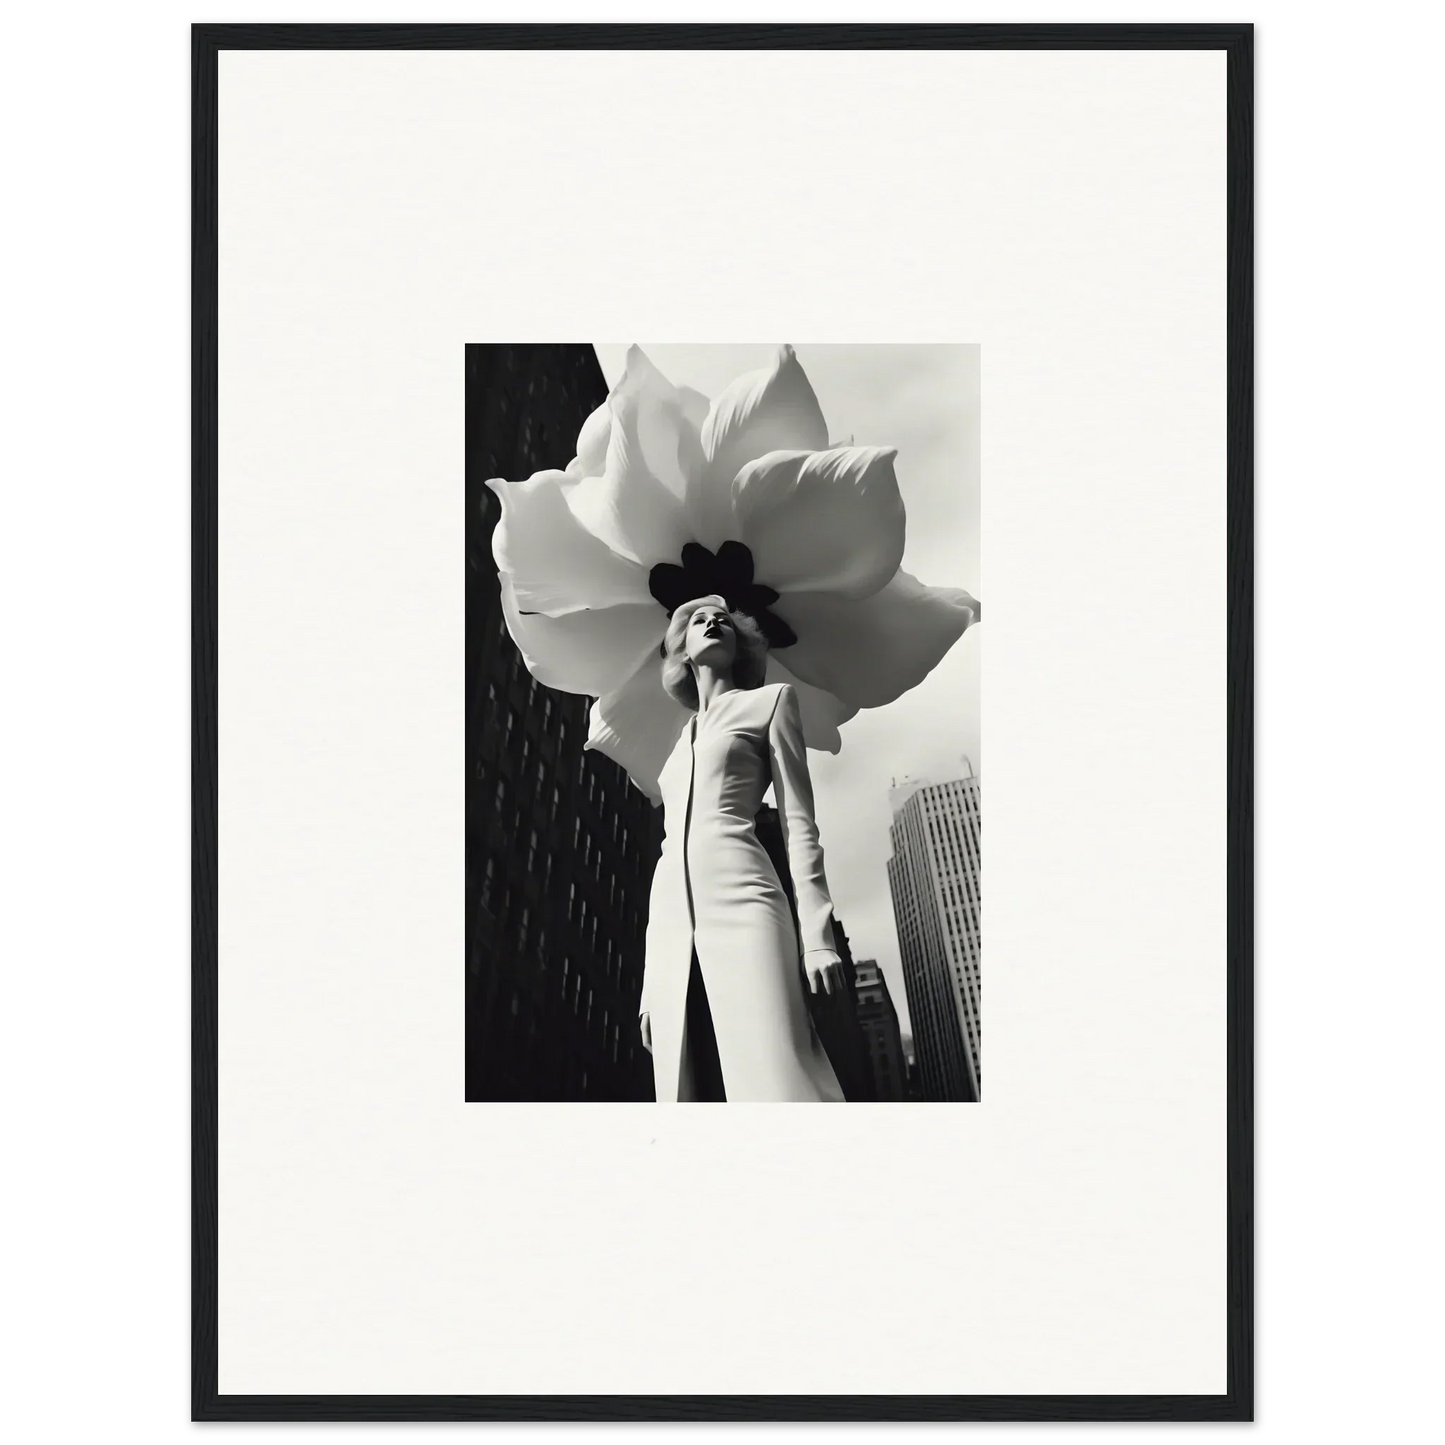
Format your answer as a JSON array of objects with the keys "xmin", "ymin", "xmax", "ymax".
[{"xmin": 466, "ymin": 344, "xmax": 981, "ymax": 1102}]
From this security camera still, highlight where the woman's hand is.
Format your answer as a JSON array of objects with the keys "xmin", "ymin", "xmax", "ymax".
[
  {"xmin": 639, "ymin": 1011, "xmax": 652, "ymax": 1054},
  {"xmin": 804, "ymin": 950, "xmax": 846, "ymax": 997}
]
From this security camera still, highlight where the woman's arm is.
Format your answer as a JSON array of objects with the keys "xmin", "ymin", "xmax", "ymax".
[
  {"xmin": 638, "ymin": 916, "xmax": 653, "ymax": 1048},
  {"xmin": 766, "ymin": 684, "xmax": 845, "ymax": 995}
]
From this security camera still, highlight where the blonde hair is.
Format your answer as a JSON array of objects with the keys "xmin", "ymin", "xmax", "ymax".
[{"xmin": 660, "ymin": 595, "xmax": 769, "ymax": 710}]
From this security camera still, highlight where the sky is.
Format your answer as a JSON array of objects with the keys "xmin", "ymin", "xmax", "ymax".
[{"xmin": 593, "ymin": 343, "xmax": 980, "ymax": 1039}]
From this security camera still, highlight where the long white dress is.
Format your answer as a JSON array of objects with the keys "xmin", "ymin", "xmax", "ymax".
[{"xmin": 641, "ymin": 682, "xmax": 844, "ymax": 1102}]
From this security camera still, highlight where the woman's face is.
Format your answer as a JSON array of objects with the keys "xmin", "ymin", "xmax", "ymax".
[{"xmin": 683, "ymin": 604, "xmax": 738, "ymax": 672}]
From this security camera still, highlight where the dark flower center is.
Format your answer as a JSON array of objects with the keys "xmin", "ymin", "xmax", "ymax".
[{"xmin": 649, "ymin": 541, "xmax": 797, "ymax": 651}]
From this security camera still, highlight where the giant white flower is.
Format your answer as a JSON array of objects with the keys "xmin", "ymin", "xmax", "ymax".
[{"xmin": 487, "ymin": 345, "xmax": 980, "ymax": 801}]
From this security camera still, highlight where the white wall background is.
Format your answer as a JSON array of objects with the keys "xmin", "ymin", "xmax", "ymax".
[{"xmin": 214, "ymin": 39, "xmax": 1224, "ymax": 1397}]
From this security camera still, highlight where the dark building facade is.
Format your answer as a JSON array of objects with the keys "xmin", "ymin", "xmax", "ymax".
[
  {"xmin": 853, "ymin": 958, "xmax": 909, "ymax": 1101},
  {"xmin": 466, "ymin": 344, "xmax": 664, "ymax": 1101},
  {"xmin": 900, "ymin": 1035, "xmax": 923, "ymax": 1100},
  {"xmin": 753, "ymin": 805, "xmax": 876, "ymax": 1101}
]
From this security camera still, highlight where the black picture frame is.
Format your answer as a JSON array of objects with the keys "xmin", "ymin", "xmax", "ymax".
[{"xmin": 193, "ymin": 22, "xmax": 1252, "ymax": 1423}]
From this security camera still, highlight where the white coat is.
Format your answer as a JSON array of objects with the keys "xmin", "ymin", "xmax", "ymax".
[{"xmin": 641, "ymin": 682, "xmax": 844, "ymax": 1102}]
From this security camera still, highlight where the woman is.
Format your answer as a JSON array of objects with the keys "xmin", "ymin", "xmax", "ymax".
[{"xmin": 639, "ymin": 594, "xmax": 846, "ymax": 1102}]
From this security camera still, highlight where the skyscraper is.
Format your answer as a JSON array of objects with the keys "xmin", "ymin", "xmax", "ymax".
[
  {"xmin": 853, "ymin": 958, "xmax": 908, "ymax": 1101},
  {"xmin": 466, "ymin": 345, "xmax": 665, "ymax": 1101},
  {"xmin": 886, "ymin": 764, "xmax": 981, "ymax": 1101}
]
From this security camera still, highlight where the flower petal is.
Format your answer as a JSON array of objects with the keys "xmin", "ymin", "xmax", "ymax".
[
  {"xmin": 614, "ymin": 346, "xmax": 706, "ymax": 502},
  {"xmin": 500, "ymin": 578, "xmax": 664, "ymax": 698},
  {"xmin": 766, "ymin": 657, "xmax": 858, "ymax": 753},
  {"xmin": 734, "ymin": 445, "xmax": 905, "ymax": 599},
  {"xmin": 691, "ymin": 345, "xmax": 829, "ymax": 549},
  {"xmin": 487, "ymin": 471, "xmax": 652, "ymax": 616},
  {"xmin": 563, "ymin": 349, "xmax": 695, "ymax": 567},
  {"xmin": 773, "ymin": 570, "xmax": 980, "ymax": 708},
  {"xmin": 677, "ymin": 384, "xmax": 711, "ymax": 433},
  {"xmin": 585, "ymin": 652, "xmax": 690, "ymax": 803},
  {"xmin": 565, "ymin": 400, "xmax": 612, "ymax": 480}
]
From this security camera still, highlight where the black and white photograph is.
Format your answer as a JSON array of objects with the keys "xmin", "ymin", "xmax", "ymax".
[
  {"xmin": 467, "ymin": 343, "xmax": 982, "ymax": 1102},
  {"xmin": 176, "ymin": 21, "xmax": 1265, "ymax": 1421}
]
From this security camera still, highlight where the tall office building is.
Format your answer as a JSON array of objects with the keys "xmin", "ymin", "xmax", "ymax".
[
  {"xmin": 853, "ymin": 958, "xmax": 908, "ymax": 1101},
  {"xmin": 886, "ymin": 765, "xmax": 981, "ymax": 1101},
  {"xmin": 466, "ymin": 344, "xmax": 665, "ymax": 1101},
  {"xmin": 902, "ymin": 1038, "xmax": 924, "ymax": 1101}
]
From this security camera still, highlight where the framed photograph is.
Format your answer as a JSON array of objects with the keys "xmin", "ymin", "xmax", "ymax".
[
  {"xmin": 465, "ymin": 340, "xmax": 984, "ymax": 1109},
  {"xmin": 195, "ymin": 22, "xmax": 1251, "ymax": 1421}
]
